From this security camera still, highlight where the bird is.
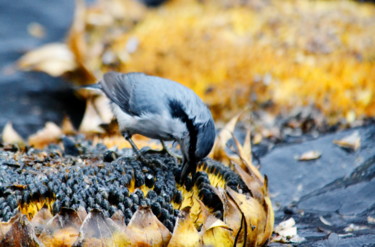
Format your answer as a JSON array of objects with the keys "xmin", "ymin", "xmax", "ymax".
[{"xmin": 86, "ymin": 72, "xmax": 216, "ymax": 182}]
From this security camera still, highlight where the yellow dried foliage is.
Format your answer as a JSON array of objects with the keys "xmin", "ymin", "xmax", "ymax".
[
  {"xmin": 17, "ymin": 0, "xmax": 375, "ymax": 123},
  {"xmin": 18, "ymin": 43, "xmax": 77, "ymax": 77}
]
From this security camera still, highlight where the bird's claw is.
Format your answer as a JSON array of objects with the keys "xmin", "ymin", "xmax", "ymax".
[
  {"xmin": 160, "ymin": 140, "xmax": 183, "ymax": 161},
  {"xmin": 136, "ymin": 154, "xmax": 167, "ymax": 169},
  {"xmin": 136, "ymin": 152, "xmax": 167, "ymax": 169}
]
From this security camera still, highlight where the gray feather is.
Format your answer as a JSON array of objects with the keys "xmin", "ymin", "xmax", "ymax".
[{"xmin": 100, "ymin": 72, "xmax": 212, "ymax": 125}]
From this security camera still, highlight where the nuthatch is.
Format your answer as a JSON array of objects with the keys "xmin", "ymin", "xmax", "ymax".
[{"xmin": 88, "ymin": 72, "xmax": 216, "ymax": 181}]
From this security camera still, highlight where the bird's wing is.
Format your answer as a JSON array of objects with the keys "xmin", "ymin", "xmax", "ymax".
[
  {"xmin": 100, "ymin": 72, "xmax": 166, "ymax": 116},
  {"xmin": 101, "ymin": 72, "xmax": 212, "ymax": 123}
]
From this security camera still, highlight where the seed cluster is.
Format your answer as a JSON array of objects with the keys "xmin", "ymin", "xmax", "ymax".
[{"xmin": 0, "ymin": 136, "xmax": 247, "ymax": 231}]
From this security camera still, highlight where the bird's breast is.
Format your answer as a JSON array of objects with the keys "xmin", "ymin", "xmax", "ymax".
[{"xmin": 112, "ymin": 103, "xmax": 187, "ymax": 141}]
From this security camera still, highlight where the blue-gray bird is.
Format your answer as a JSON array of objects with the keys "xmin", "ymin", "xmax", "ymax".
[{"xmin": 88, "ymin": 72, "xmax": 216, "ymax": 181}]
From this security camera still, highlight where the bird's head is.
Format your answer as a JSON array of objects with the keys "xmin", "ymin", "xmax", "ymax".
[
  {"xmin": 179, "ymin": 118, "xmax": 216, "ymax": 180},
  {"xmin": 168, "ymin": 98, "xmax": 216, "ymax": 180}
]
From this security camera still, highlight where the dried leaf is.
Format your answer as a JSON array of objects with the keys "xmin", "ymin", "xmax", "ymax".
[
  {"xmin": 273, "ymin": 218, "xmax": 305, "ymax": 243},
  {"xmin": 252, "ymin": 133, "xmax": 263, "ymax": 145},
  {"xmin": 0, "ymin": 218, "xmax": 12, "ymax": 240},
  {"xmin": 231, "ymin": 130, "xmax": 264, "ymax": 183},
  {"xmin": 79, "ymin": 100, "xmax": 106, "ymax": 133},
  {"xmin": 296, "ymin": 150, "xmax": 322, "ymax": 161},
  {"xmin": 242, "ymin": 129, "xmax": 252, "ymax": 164},
  {"xmin": 28, "ymin": 122, "xmax": 63, "ymax": 148},
  {"xmin": 263, "ymin": 195, "xmax": 275, "ymax": 245},
  {"xmin": 319, "ymin": 216, "xmax": 332, "ymax": 226},
  {"xmin": 212, "ymin": 112, "xmax": 241, "ymax": 161},
  {"xmin": 61, "ymin": 116, "xmax": 77, "ymax": 135},
  {"xmin": 192, "ymin": 198, "xmax": 211, "ymax": 229},
  {"xmin": 2, "ymin": 122, "xmax": 25, "ymax": 145},
  {"xmin": 232, "ymin": 131, "xmax": 251, "ymax": 172},
  {"xmin": 344, "ymin": 223, "xmax": 369, "ymax": 232},
  {"xmin": 127, "ymin": 206, "xmax": 171, "ymax": 246},
  {"xmin": 94, "ymin": 95, "xmax": 114, "ymax": 123},
  {"xmin": 333, "ymin": 131, "xmax": 361, "ymax": 151},
  {"xmin": 18, "ymin": 43, "xmax": 77, "ymax": 76}
]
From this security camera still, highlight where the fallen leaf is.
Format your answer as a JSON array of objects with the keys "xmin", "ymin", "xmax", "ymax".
[
  {"xmin": 61, "ymin": 116, "xmax": 77, "ymax": 135},
  {"xmin": 79, "ymin": 99, "xmax": 106, "ymax": 133},
  {"xmin": 344, "ymin": 223, "xmax": 369, "ymax": 232},
  {"xmin": 212, "ymin": 112, "xmax": 242, "ymax": 162},
  {"xmin": 2, "ymin": 122, "xmax": 25, "ymax": 145},
  {"xmin": 319, "ymin": 216, "xmax": 332, "ymax": 226},
  {"xmin": 296, "ymin": 150, "xmax": 322, "ymax": 161},
  {"xmin": 252, "ymin": 133, "xmax": 263, "ymax": 145},
  {"xmin": 273, "ymin": 218, "xmax": 305, "ymax": 243},
  {"xmin": 28, "ymin": 122, "xmax": 63, "ymax": 148},
  {"xmin": 333, "ymin": 131, "xmax": 361, "ymax": 151},
  {"xmin": 18, "ymin": 43, "xmax": 77, "ymax": 76}
]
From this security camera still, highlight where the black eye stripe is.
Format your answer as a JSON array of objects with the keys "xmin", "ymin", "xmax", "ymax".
[{"xmin": 168, "ymin": 99, "xmax": 198, "ymax": 161}]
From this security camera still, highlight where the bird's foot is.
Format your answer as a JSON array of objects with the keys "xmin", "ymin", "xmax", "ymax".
[
  {"xmin": 160, "ymin": 140, "xmax": 183, "ymax": 161},
  {"xmin": 123, "ymin": 134, "xmax": 168, "ymax": 169},
  {"xmin": 135, "ymin": 153, "xmax": 167, "ymax": 169}
]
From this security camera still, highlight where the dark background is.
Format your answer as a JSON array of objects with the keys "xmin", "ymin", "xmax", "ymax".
[{"xmin": 0, "ymin": 0, "xmax": 85, "ymax": 139}]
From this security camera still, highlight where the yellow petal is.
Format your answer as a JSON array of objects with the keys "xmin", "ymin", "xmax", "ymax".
[{"xmin": 167, "ymin": 208, "xmax": 201, "ymax": 247}]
